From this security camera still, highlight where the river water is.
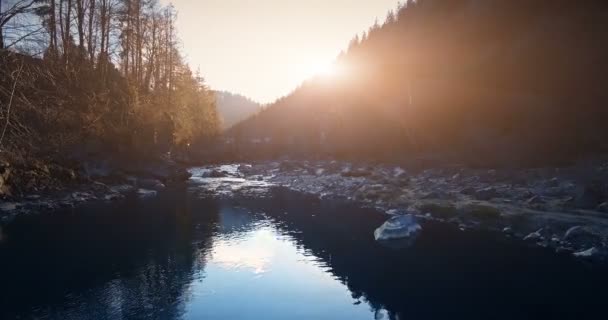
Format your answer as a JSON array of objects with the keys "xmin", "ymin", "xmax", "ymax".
[{"xmin": 0, "ymin": 170, "xmax": 607, "ymax": 319}]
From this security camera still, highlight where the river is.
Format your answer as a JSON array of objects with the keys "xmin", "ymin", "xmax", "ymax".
[{"xmin": 0, "ymin": 169, "xmax": 607, "ymax": 319}]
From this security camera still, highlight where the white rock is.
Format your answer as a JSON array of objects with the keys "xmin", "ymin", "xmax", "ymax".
[
  {"xmin": 0, "ymin": 202, "xmax": 18, "ymax": 212},
  {"xmin": 385, "ymin": 209, "xmax": 400, "ymax": 215},
  {"xmin": 523, "ymin": 229, "xmax": 544, "ymax": 241},
  {"xmin": 137, "ymin": 189, "xmax": 157, "ymax": 198},
  {"xmin": 393, "ymin": 167, "xmax": 406, "ymax": 177},
  {"xmin": 374, "ymin": 214, "xmax": 421, "ymax": 241},
  {"xmin": 573, "ymin": 247, "xmax": 598, "ymax": 258},
  {"xmin": 111, "ymin": 184, "xmax": 135, "ymax": 193}
]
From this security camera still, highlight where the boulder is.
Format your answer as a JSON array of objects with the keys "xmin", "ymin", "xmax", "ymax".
[
  {"xmin": 461, "ymin": 203, "xmax": 501, "ymax": 221},
  {"xmin": 0, "ymin": 202, "xmax": 18, "ymax": 212},
  {"xmin": 374, "ymin": 214, "xmax": 422, "ymax": 241},
  {"xmin": 138, "ymin": 178, "xmax": 166, "ymax": 190},
  {"xmin": 473, "ymin": 187, "xmax": 499, "ymax": 200},
  {"xmin": 110, "ymin": 184, "xmax": 135, "ymax": 194},
  {"xmin": 137, "ymin": 189, "xmax": 157, "ymax": 198},
  {"xmin": 563, "ymin": 226, "xmax": 603, "ymax": 248},
  {"xmin": 204, "ymin": 170, "xmax": 228, "ymax": 178},
  {"xmin": 574, "ymin": 180, "xmax": 608, "ymax": 209},
  {"xmin": 523, "ymin": 229, "xmax": 544, "ymax": 242},
  {"xmin": 573, "ymin": 247, "xmax": 599, "ymax": 258},
  {"xmin": 341, "ymin": 168, "xmax": 372, "ymax": 178}
]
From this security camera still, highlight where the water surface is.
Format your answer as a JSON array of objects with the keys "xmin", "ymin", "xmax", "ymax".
[{"xmin": 1, "ymin": 187, "xmax": 607, "ymax": 320}]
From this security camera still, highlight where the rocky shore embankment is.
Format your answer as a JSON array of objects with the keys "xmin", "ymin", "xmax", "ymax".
[
  {"xmin": 196, "ymin": 159, "xmax": 608, "ymax": 263},
  {"xmin": 0, "ymin": 154, "xmax": 191, "ymax": 222}
]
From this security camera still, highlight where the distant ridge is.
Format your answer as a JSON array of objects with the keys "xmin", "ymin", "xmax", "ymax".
[{"xmin": 214, "ymin": 91, "xmax": 262, "ymax": 130}]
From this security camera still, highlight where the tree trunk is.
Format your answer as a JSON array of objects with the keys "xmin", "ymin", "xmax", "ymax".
[
  {"xmin": 50, "ymin": 0, "xmax": 57, "ymax": 54},
  {"xmin": 76, "ymin": 0, "xmax": 85, "ymax": 59},
  {"xmin": 0, "ymin": 0, "xmax": 4, "ymax": 49},
  {"xmin": 64, "ymin": 0, "xmax": 72, "ymax": 65},
  {"xmin": 87, "ymin": 0, "xmax": 95, "ymax": 62}
]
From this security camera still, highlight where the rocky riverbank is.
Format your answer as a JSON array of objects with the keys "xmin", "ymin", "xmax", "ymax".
[
  {"xmin": 0, "ymin": 154, "xmax": 191, "ymax": 223},
  {"xmin": 192, "ymin": 159, "xmax": 608, "ymax": 263}
]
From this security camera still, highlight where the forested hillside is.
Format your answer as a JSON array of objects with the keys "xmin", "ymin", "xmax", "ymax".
[
  {"xmin": 0, "ymin": 0, "xmax": 219, "ymax": 195},
  {"xmin": 214, "ymin": 91, "xmax": 261, "ymax": 129},
  {"xmin": 230, "ymin": 0, "xmax": 608, "ymax": 165},
  {"xmin": 0, "ymin": 0, "xmax": 219, "ymax": 155}
]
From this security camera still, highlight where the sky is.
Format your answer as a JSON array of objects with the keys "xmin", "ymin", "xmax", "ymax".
[{"xmin": 166, "ymin": 0, "xmax": 401, "ymax": 104}]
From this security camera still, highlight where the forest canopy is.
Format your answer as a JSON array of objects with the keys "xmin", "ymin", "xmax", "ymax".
[{"xmin": 0, "ymin": 0, "xmax": 220, "ymax": 159}]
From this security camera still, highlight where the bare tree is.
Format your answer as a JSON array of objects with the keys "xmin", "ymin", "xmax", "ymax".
[{"xmin": 0, "ymin": 0, "xmax": 40, "ymax": 49}]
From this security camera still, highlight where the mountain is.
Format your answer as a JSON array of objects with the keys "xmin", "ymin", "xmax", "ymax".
[
  {"xmin": 214, "ymin": 91, "xmax": 262, "ymax": 130},
  {"xmin": 229, "ymin": 0, "xmax": 608, "ymax": 165}
]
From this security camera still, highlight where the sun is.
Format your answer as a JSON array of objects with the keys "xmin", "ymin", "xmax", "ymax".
[
  {"xmin": 299, "ymin": 61, "xmax": 337, "ymax": 80},
  {"xmin": 312, "ymin": 62, "xmax": 337, "ymax": 77}
]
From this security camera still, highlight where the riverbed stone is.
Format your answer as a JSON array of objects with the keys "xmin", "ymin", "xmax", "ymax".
[
  {"xmin": 461, "ymin": 203, "xmax": 501, "ymax": 222},
  {"xmin": 573, "ymin": 247, "xmax": 599, "ymax": 258},
  {"xmin": 374, "ymin": 214, "xmax": 421, "ymax": 241},
  {"xmin": 138, "ymin": 178, "xmax": 166, "ymax": 190},
  {"xmin": 0, "ymin": 202, "xmax": 18, "ymax": 212},
  {"xmin": 574, "ymin": 180, "xmax": 608, "ymax": 209},
  {"xmin": 473, "ymin": 187, "xmax": 499, "ymax": 200},
  {"xmin": 137, "ymin": 189, "xmax": 158, "ymax": 198},
  {"xmin": 563, "ymin": 226, "xmax": 603, "ymax": 248},
  {"xmin": 524, "ymin": 229, "xmax": 544, "ymax": 242}
]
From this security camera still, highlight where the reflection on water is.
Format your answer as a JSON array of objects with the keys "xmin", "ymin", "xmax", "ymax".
[{"xmin": 0, "ymin": 188, "xmax": 607, "ymax": 320}]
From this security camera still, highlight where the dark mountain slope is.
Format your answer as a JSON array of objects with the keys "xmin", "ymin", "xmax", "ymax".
[{"xmin": 229, "ymin": 0, "xmax": 608, "ymax": 165}]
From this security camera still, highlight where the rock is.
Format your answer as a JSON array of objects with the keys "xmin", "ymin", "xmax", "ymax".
[
  {"xmin": 385, "ymin": 209, "xmax": 401, "ymax": 215},
  {"xmin": 104, "ymin": 193, "xmax": 124, "ymax": 201},
  {"xmin": 393, "ymin": 167, "xmax": 406, "ymax": 178},
  {"xmin": 461, "ymin": 203, "xmax": 501, "ymax": 221},
  {"xmin": 421, "ymin": 190, "xmax": 450, "ymax": 200},
  {"xmin": 545, "ymin": 177, "xmax": 560, "ymax": 188},
  {"xmin": 279, "ymin": 161, "xmax": 300, "ymax": 172},
  {"xmin": 168, "ymin": 168, "xmax": 192, "ymax": 182},
  {"xmin": 573, "ymin": 247, "xmax": 599, "ymax": 258},
  {"xmin": 563, "ymin": 226, "xmax": 603, "ymax": 247},
  {"xmin": 137, "ymin": 189, "xmax": 157, "ymax": 198},
  {"xmin": 574, "ymin": 180, "xmax": 608, "ymax": 209},
  {"xmin": 110, "ymin": 184, "xmax": 135, "ymax": 193},
  {"xmin": 341, "ymin": 168, "xmax": 372, "ymax": 178},
  {"xmin": 138, "ymin": 178, "xmax": 166, "ymax": 190},
  {"xmin": 473, "ymin": 187, "xmax": 499, "ymax": 200},
  {"xmin": 204, "ymin": 170, "xmax": 228, "ymax": 178},
  {"xmin": 82, "ymin": 161, "xmax": 112, "ymax": 178},
  {"xmin": 417, "ymin": 203, "xmax": 457, "ymax": 219},
  {"xmin": 374, "ymin": 214, "xmax": 421, "ymax": 241},
  {"xmin": 71, "ymin": 192, "xmax": 95, "ymax": 202},
  {"xmin": 523, "ymin": 229, "xmax": 544, "ymax": 242},
  {"xmin": 525, "ymin": 195, "xmax": 543, "ymax": 205},
  {"xmin": 556, "ymin": 246, "xmax": 575, "ymax": 254},
  {"xmin": 503, "ymin": 227, "xmax": 513, "ymax": 234},
  {"xmin": 597, "ymin": 202, "xmax": 608, "ymax": 213},
  {"xmin": 0, "ymin": 202, "xmax": 18, "ymax": 212}
]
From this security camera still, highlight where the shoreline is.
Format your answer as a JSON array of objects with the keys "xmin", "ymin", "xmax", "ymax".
[
  {"xmin": 3, "ymin": 158, "xmax": 608, "ymax": 263},
  {"xmin": 233, "ymin": 160, "xmax": 608, "ymax": 263}
]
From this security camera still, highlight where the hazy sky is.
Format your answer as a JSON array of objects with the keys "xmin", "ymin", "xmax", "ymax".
[{"xmin": 166, "ymin": 0, "xmax": 400, "ymax": 103}]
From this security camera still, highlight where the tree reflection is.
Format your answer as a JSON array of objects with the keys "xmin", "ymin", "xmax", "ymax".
[{"xmin": 0, "ymin": 190, "xmax": 219, "ymax": 320}]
